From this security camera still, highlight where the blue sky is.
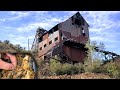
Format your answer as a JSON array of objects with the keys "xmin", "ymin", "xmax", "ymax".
[{"xmin": 0, "ymin": 11, "xmax": 120, "ymax": 55}]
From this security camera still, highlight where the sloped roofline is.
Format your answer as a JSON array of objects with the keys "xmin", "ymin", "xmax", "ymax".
[
  {"xmin": 38, "ymin": 11, "xmax": 90, "ymax": 37},
  {"xmin": 76, "ymin": 12, "xmax": 89, "ymax": 27},
  {"xmin": 57, "ymin": 11, "xmax": 89, "ymax": 27}
]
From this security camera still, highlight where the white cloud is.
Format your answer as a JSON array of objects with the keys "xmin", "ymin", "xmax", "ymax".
[
  {"xmin": 0, "ymin": 11, "xmax": 48, "ymax": 22},
  {"xmin": 0, "ymin": 18, "xmax": 6, "ymax": 22},
  {"xmin": 16, "ymin": 22, "xmax": 51, "ymax": 32},
  {"xmin": 81, "ymin": 11, "xmax": 120, "ymax": 33},
  {"xmin": 1, "ymin": 11, "xmax": 120, "ymax": 54},
  {"xmin": 50, "ymin": 18, "xmax": 62, "ymax": 22},
  {"xmin": 16, "ymin": 17, "xmax": 63, "ymax": 33},
  {"xmin": 81, "ymin": 11, "xmax": 120, "ymax": 54},
  {"xmin": 7, "ymin": 34, "xmax": 34, "ymax": 49}
]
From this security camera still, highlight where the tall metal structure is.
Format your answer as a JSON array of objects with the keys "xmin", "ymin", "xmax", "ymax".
[{"xmin": 31, "ymin": 27, "xmax": 47, "ymax": 52}]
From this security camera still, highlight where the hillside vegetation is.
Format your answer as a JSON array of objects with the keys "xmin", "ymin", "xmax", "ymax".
[
  {"xmin": 1, "ymin": 40, "xmax": 120, "ymax": 79},
  {"xmin": 36, "ymin": 41, "xmax": 120, "ymax": 79}
]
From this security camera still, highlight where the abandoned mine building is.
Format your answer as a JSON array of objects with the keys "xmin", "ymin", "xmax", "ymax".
[{"xmin": 31, "ymin": 12, "xmax": 90, "ymax": 63}]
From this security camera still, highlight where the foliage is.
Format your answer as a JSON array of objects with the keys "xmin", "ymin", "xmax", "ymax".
[
  {"xmin": 4, "ymin": 40, "xmax": 10, "ymax": 44},
  {"xmin": 14, "ymin": 44, "xmax": 23, "ymax": 50},
  {"xmin": 85, "ymin": 40, "xmax": 106, "ymax": 61},
  {"xmin": 104, "ymin": 62, "xmax": 120, "ymax": 78},
  {"xmin": 49, "ymin": 59, "xmax": 83, "ymax": 75},
  {"xmin": 50, "ymin": 59, "xmax": 62, "ymax": 75},
  {"xmin": 83, "ymin": 41, "xmax": 106, "ymax": 73},
  {"xmin": 83, "ymin": 59, "xmax": 103, "ymax": 73}
]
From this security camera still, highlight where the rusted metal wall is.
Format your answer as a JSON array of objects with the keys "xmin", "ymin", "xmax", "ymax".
[
  {"xmin": 60, "ymin": 18, "xmax": 81, "ymax": 37},
  {"xmin": 59, "ymin": 13, "xmax": 89, "ymax": 43},
  {"xmin": 63, "ymin": 45, "xmax": 87, "ymax": 62}
]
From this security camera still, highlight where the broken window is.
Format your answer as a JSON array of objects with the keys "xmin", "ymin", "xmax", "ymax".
[
  {"xmin": 44, "ymin": 44, "xmax": 47, "ymax": 48},
  {"xmin": 49, "ymin": 40, "xmax": 52, "ymax": 45},
  {"xmin": 81, "ymin": 27, "xmax": 85, "ymax": 36},
  {"xmin": 54, "ymin": 37, "xmax": 58, "ymax": 41},
  {"xmin": 83, "ymin": 33, "xmax": 85, "ymax": 36},
  {"xmin": 72, "ymin": 17, "xmax": 81, "ymax": 27},
  {"xmin": 74, "ymin": 19, "xmax": 81, "ymax": 26},
  {"xmin": 44, "ymin": 56, "xmax": 47, "ymax": 59},
  {"xmin": 82, "ymin": 30, "xmax": 85, "ymax": 36},
  {"xmin": 72, "ymin": 14, "xmax": 85, "ymax": 27},
  {"xmin": 40, "ymin": 47, "xmax": 42, "ymax": 50}
]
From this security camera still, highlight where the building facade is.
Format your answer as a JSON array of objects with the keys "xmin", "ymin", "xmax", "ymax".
[{"xmin": 34, "ymin": 12, "xmax": 89, "ymax": 63}]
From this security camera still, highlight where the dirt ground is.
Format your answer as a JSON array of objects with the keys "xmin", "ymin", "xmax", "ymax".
[{"xmin": 38, "ymin": 73, "xmax": 113, "ymax": 79}]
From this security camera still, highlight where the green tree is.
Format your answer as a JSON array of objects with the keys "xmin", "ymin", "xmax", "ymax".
[
  {"xmin": 83, "ymin": 40, "xmax": 105, "ymax": 73},
  {"xmin": 15, "ymin": 44, "xmax": 23, "ymax": 50},
  {"xmin": 4, "ymin": 40, "xmax": 10, "ymax": 44},
  {"xmin": 85, "ymin": 40, "xmax": 106, "ymax": 61}
]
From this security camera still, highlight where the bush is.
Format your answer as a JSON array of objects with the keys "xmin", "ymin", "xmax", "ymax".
[
  {"xmin": 62, "ymin": 63, "xmax": 72, "ymax": 75},
  {"xmin": 62, "ymin": 63, "xmax": 83, "ymax": 75},
  {"xmin": 74, "ymin": 63, "xmax": 83, "ymax": 73},
  {"xmin": 83, "ymin": 59, "xmax": 103, "ymax": 73},
  {"xmin": 50, "ymin": 59, "xmax": 83, "ymax": 75},
  {"xmin": 62, "ymin": 63, "xmax": 79, "ymax": 75},
  {"xmin": 104, "ymin": 62, "xmax": 120, "ymax": 78},
  {"xmin": 70, "ymin": 65, "xmax": 80, "ymax": 74},
  {"xmin": 50, "ymin": 59, "xmax": 62, "ymax": 75}
]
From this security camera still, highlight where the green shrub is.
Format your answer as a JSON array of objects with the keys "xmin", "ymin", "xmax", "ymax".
[
  {"xmin": 74, "ymin": 63, "xmax": 83, "ymax": 73},
  {"xmin": 62, "ymin": 63, "xmax": 72, "ymax": 75},
  {"xmin": 62, "ymin": 63, "xmax": 70, "ymax": 74},
  {"xmin": 83, "ymin": 59, "xmax": 103, "ymax": 73},
  {"xmin": 50, "ymin": 59, "xmax": 83, "ymax": 75},
  {"xmin": 50, "ymin": 59, "xmax": 62, "ymax": 75},
  {"xmin": 70, "ymin": 65, "xmax": 79, "ymax": 74},
  {"xmin": 104, "ymin": 62, "xmax": 120, "ymax": 79}
]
